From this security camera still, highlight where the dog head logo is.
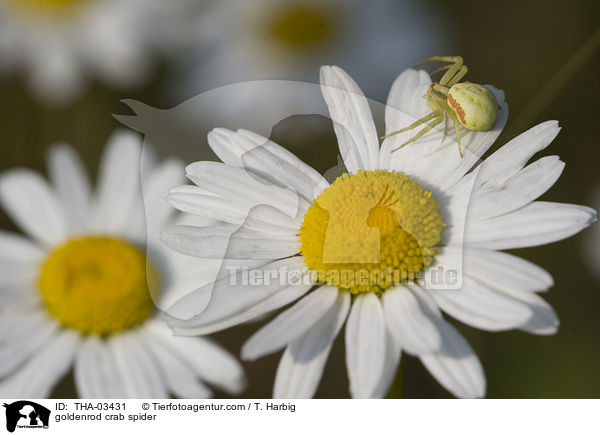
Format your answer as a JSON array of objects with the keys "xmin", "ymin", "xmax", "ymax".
[{"xmin": 3, "ymin": 401, "xmax": 50, "ymax": 433}]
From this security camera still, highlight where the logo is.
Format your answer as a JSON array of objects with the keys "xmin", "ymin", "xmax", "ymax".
[{"xmin": 3, "ymin": 401, "xmax": 50, "ymax": 433}]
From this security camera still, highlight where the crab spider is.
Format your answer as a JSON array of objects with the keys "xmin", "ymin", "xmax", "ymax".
[{"xmin": 384, "ymin": 56, "xmax": 499, "ymax": 157}]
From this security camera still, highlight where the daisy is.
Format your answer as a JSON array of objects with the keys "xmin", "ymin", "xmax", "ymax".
[
  {"xmin": 177, "ymin": 0, "xmax": 451, "ymax": 101},
  {"xmin": 0, "ymin": 0, "xmax": 205, "ymax": 104},
  {"xmin": 162, "ymin": 66, "xmax": 597, "ymax": 399},
  {"xmin": 0, "ymin": 130, "xmax": 246, "ymax": 398}
]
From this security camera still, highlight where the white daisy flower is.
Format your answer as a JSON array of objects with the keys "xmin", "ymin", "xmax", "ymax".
[
  {"xmin": 178, "ymin": 0, "xmax": 451, "ymax": 100},
  {"xmin": 162, "ymin": 65, "xmax": 598, "ymax": 399},
  {"xmin": 0, "ymin": 130, "xmax": 246, "ymax": 398},
  {"xmin": 0, "ymin": 0, "xmax": 205, "ymax": 104}
]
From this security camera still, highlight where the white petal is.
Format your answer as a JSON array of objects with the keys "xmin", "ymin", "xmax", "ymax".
[
  {"xmin": 161, "ymin": 224, "xmax": 299, "ymax": 259},
  {"xmin": 146, "ymin": 320, "xmax": 246, "ymax": 395},
  {"xmin": 372, "ymin": 328, "xmax": 402, "ymax": 398},
  {"xmin": 428, "ymin": 275, "xmax": 534, "ymax": 331},
  {"xmin": 185, "ymin": 161, "xmax": 303, "ymax": 218},
  {"xmin": 0, "ymin": 231, "xmax": 44, "ymax": 263},
  {"xmin": 0, "ymin": 311, "xmax": 59, "ymax": 378},
  {"xmin": 345, "ymin": 293, "xmax": 386, "ymax": 398},
  {"xmin": 89, "ymin": 130, "xmax": 143, "ymax": 234},
  {"xmin": 138, "ymin": 329, "xmax": 213, "ymax": 399},
  {"xmin": 0, "ymin": 231, "xmax": 44, "ymax": 287},
  {"xmin": 274, "ymin": 292, "xmax": 350, "ymax": 399},
  {"xmin": 420, "ymin": 318, "xmax": 485, "ymax": 398},
  {"xmin": 476, "ymin": 121, "xmax": 561, "ymax": 186},
  {"xmin": 492, "ymin": 287, "xmax": 559, "ymax": 335},
  {"xmin": 167, "ymin": 257, "xmax": 308, "ymax": 324},
  {"xmin": 142, "ymin": 158, "xmax": 185, "ymax": 239},
  {"xmin": 382, "ymin": 286, "xmax": 441, "ymax": 355},
  {"xmin": 468, "ymin": 156, "xmax": 565, "ymax": 221},
  {"xmin": 169, "ymin": 279, "xmax": 312, "ymax": 336},
  {"xmin": 0, "ymin": 330, "xmax": 80, "ymax": 398},
  {"xmin": 28, "ymin": 43, "xmax": 84, "ymax": 105},
  {"xmin": 46, "ymin": 144, "xmax": 91, "ymax": 234},
  {"xmin": 466, "ymin": 202, "xmax": 598, "ymax": 250},
  {"xmin": 320, "ymin": 65, "xmax": 379, "ymax": 172},
  {"xmin": 0, "ymin": 169, "xmax": 68, "ymax": 246},
  {"xmin": 74, "ymin": 336, "xmax": 128, "ymax": 399},
  {"xmin": 464, "ymin": 247, "xmax": 553, "ymax": 292},
  {"xmin": 208, "ymin": 128, "xmax": 329, "ymax": 202},
  {"xmin": 108, "ymin": 331, "xmax": 168, "ymax": 398},
  {"xmin": 242, "ymin": 286, "xmax": 339, "ymax": 361},
  {"xmin": 167, "ymin": 185, "xmax": 299, "ymax": 233}
]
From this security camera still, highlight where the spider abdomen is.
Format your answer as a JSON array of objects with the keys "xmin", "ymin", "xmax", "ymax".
[{"xmin": 447, "ymin": 82, "xmax": 498, "ymax": 131}]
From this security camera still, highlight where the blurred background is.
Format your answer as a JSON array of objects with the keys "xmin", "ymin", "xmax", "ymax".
[{"xmin": 0, "ymin": 0, "xmax": 598, "ymax": 398}]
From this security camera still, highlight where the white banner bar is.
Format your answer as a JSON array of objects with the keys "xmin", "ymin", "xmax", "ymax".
[{"xmin": 1, "ymin": 399, "xmax": 596, "ymax": 434}]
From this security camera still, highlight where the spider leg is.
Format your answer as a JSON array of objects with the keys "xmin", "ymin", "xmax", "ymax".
[
  {"xmin": 446, "ymin": 65, "xmax": 469, "ymax": 87},
  {"xmin": 430, "ymin": 64, "xmax": 451, "ymax": 77},
  {"xmin": 391, "ymin": 115, "xmax": 444, "ymax": 152},
  {"xmin": 381, "ymin": 110, "xmax": 441, "ymax": 139},
  {"xmin": 439, "ymin": 58, "xmax": 464, "ymax": 87},
  {"xmin": 413, "ymin": 55, "xmax": 463, "ymax": 69},
  {"xmin": 451, "ymin": 116, "xmax": 463, "ymax": 157},
  {"xmin": 441, "ymin": 114, "xmax": 449, "ymax": 145}
]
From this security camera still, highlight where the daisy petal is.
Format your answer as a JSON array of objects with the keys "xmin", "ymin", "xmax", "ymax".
[
  {"xmin": 466, "ymin": 202, "xmax": 598, "ymax": 250},
  {"xmin": 468, "ymin": 155, "xmax": 565, "ymax": 221},
  {"xmin": 184, "ymin": 161, "xmax": 302, "ymax": 218},
  {"xmin": 0, "ymin": 312, "xmax": 59, "ymax": 378},
  {"xmin": 166, "ymin": 257, "xmax": 308, "ymax": 324},
  {"xmin": 320, "ymin": 65, "xmax": 379, "ymax": 172},
  {"xmin": 0, "ymin": 330, "xmax": 79, "ymax": 398},
  {"xmin": 0, "ymin": 230, "xmax": 44, "ymax": 263},
  {"xmin": 476, "ymin": 121, "xmax": 561, "ymax": 186},
  {"xmin": 147, "ymin": 320, "xmax": 246, "ymax": 395},
  {"xmin": 74, "ymin": 336, "xmax": 128, "ymax": 398},
  {"xmin": 0, "ymin": 169, "xmax": 68, "ymax": 246},
  {"xmin": 161, "ymin": 224, "xmax": 299, "ymax": 259},
  {"xmin": 274, "ymin": 291, "xmax": 350, "ymax": 399},
  {"xmin": 139, "ymin": 329, "xmax": 213, "ymax": 398},
  {"xmin": 382, "ymin": 286, "xmax": 442, "ymax": 355},
  {"xmin": 208, "ymin": 128, "xmax": 329, "ymax": 202},
  {"xmin": 109, "ymin": 331, "xmax": 168, "ymax": 398},
  {"xmin": 167, "ymin": 185, "xmax": 299, "ymax": 233},
  {"xmin": 169, "ymin": 280, "xmax": 312, "ymax": 336},
  {"xmin": 381, "ymin": 69, "xmax": 432, "ymax": 175},
  {"xmin": 90, "ymin": 130, "xmax": 142, "ymax": 235},
  {"xmin": 372, "ymin": 328, "xmax": 402, "ymax": 398},
  {"xmin": 0, "ymin": 231, "xmax": 44, "ymax": 287},
  {"xmin": 427, "ymin": 276, "xmax": 533, "ymax": 331},
  {"xmin": 46, "ymin": 144, "xmax": 91, "ymax": 233},
  {"xmin": 464, "ymin": 247, "xmax": 553, "ymax": 292},
  {"xmin": 345, "ymin": 293, "xmax": 386, "ymax": 398},
  {"xmin": 242, "ymin": 286, "xmax": 339, "ymax": 361},
  {"xmin": 420, "ymin": 318, "xmax": 486, "ymax": 398},
  {"xmin": 492, "ymin": 286, "xmax": 559, "ymax": 335},
  {"xmin": 143, "ymin": 158, "xmax": 185, "ymax": 239}
]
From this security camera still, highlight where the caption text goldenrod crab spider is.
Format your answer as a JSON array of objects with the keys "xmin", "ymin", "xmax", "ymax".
[{"xmin": 383, "ymin": 56, "xmax": 499, "ymax": 157}]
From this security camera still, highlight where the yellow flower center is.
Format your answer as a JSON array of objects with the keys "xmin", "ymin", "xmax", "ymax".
[
  {"xmin": 267, "ymin": 4, "xmax": 336, "ymax": 48},
  {"xmin": 38, "ymin": 237, "xmax": 158, "ymax": 336},
  {"xmin": 299, "ymin": 170, "xmax": 444, "ymax": 294}
]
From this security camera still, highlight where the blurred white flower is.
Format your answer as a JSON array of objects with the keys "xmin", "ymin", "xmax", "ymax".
[
  {"xmin": 0, "ymin": 0, "xmax": 206, "ymax": 104},
  {"xmin": 162, "ymin": 65, "xmax": 597, "ymax": 398},
  {"xmin": 0, "ymin": 130, "xmax": 246, "ymax": 398},
  {"xmin": 584, "ymin": 184, "xmax": 600, "ymax": 282},
  {"xmin": 176, "ymin": 0, "xmax": 452, "ymax": 103}
]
